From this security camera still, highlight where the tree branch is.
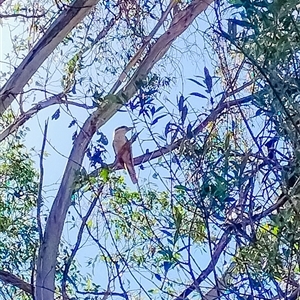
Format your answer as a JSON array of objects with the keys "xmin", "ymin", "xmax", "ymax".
[
  {"xmin": 37, "ymin": 120, "xmax": 49, "ymax": 243},
  {"xmin": 0, "ymin": 12, "xmax": 46, "ymax": 18},
  {"xmin": 0, "ymin": 0, "xmax": 99, "ymax": 116},
  {"xmin": 87, "ymin": 94, "xmax": 252, "ymax": 180},
  {"xmin": 61, "ymin": 187, "xmax": 103, "ymax": 299},
  {"xmin": 0, "ymin": 93, "xmax": 93, "ymax": 142},
  {"xmin": 174, "ymin": 230, "xmax": 231, "ymax": 300},
  {"xmin": 0, "ymin": 270, "xmax": 32, "ymax": 295},
  {"xmin": 132, "ymin": 95, "xmax": 253, "ymax": 166},
  {"xmin": 109, "ymin": 0, "xmax": 177, "ymax": 94}
]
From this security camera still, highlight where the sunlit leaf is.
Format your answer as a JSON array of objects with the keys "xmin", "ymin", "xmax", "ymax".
[{"xmin": 100, "ymin": 168, "xmax": 109, "ymax": 182}]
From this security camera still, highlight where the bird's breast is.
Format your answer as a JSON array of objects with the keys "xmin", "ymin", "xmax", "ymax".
[{"xmin": 113, "ymin": 136, "xmax": 128, "ymax": 153}]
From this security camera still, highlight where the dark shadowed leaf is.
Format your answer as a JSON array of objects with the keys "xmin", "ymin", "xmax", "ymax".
[
  {"xmin": 174, "ymin": 185, "xmax": 190, "ymax": 191},
  {"xmin": 151, "ymin": 114, "xmax": 167, "ymax": 125},
  {"xmin": 188, "ymin": 78, "xmax": 205, "ymax": 87},
  {"xmin": 227, "ymin": 18, "xmax": 255, "ymax": 29},
  {"xmin": 164, "ymin": 122, "xmax": 172, "ymax": 137},
  {"xmin": 190, "ymin": 92, "xmax": 207, "ymax": 99},
  {"xmin": 161, "ymin": 230, "xmax": 172, "ymax": 237},
  {"xmin": 72, "ymin": 131, "xmax": 77, "ymax": 141},
  {"xmin": 71, "ymin": 85, "xmax": 76, "ymax": 94},
  {"xmin": 178, "ymin": 94, "xmax": 185, "ymax": 112},
  {"xmin": 155, "ymin": 274, "xmax": 162, "ymax": 281},
  {"xmin": 68, "ymin": 120, "xmax": 77, "ymax": 128},
  {"xmin": 204, "ymin": 67, "xmax": 212, "ymax": 93},
  {"xmin": 97, "ymin": 132, "xmax": 109, "ymax": 145},
  {"xmin": 156, "ymin": 106, "xmax": 164, "ymax": 113},
  {"xmin": 181, "ymin": 105, "xmax": 188, "ymax": 124},
  {"xmin": 52, "ymin": 108, "xmax": 60, "ymax": 120},
  {"xmin": 186, "ymin": 123, "xmax": 193, "ymax": 138}
]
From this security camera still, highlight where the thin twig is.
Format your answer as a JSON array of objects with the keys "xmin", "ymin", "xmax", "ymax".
[
  {"xmin": 37, "ymin": 120, "xmax": 49, "ymax": 243},
  {"xmin": 0, "ymin": 12, "xmax": 46, "ymax": 18},
  {"xmin": 61, "ymin": 185, "xmax": 103, "ymax": 300},
  {"xmin": 0, "ymin": 93, "xmax": 93, "ymax": 143},
  {"xmin": 109, "ymin": 0, "xmax": 177, "ymax": 95},
  {"xmin": 174, "ymin": 230, "xmax": 231, "ymax": 300}
]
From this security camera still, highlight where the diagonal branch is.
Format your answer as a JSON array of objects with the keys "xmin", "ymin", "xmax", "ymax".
[
  {"xmin": 132, "ymin": 95, "xmax": 253, "ymax": 166},
  {"xmin": 61, "ymin": 186, "xmax": 103, "ymax": 299},
  {"xmin": 174, "ymin": 230, "xmax": 231, "ymax": 300},
  {"xmin": 37, "ymin": 120, "xmax": 49, "ymax": 243},
  {"xmin": 0, "ymin": 0, "xmax": 100, "ymax": 116},
  {"xmin": 86, "ymin": 95, "xmax": 253, "ymax": 179},
  {"xmin": 0, "ymin": 270, "xmax": 32, "ymax": 295},
  {"xmin": 0, "ymin": 93, "xmax": 93, "ymax": 143},
  {"xmin": 109, "ymin": 0, "xmax": 177, "ymax": 94},
  {"xmin": 0, "ymin": 12, "xmax": 47, "ymax": 18}
]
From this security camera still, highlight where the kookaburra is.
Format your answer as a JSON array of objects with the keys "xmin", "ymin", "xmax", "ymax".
[{"xmin": 113, "ymin": 126, "xmax": 138, "ymax": 184}]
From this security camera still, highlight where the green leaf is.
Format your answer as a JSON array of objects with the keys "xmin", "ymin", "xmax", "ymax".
[
  {"xmin": 174, "ymin": 185, "xmax": 190, "ymax": 191},
  {"xmin": 174, "ymin": 206, "xmax": 183, "ymax": 230},
  {"xmin": 227, "ymin": 19, "xmax": 255, "ymax": 29},
  {"xmin": 104, "ymin": 94, "xmax": 122, "ymax": 104},
  {"xmin": 87, "ymin": 219, "xmax": 93, "ymax": 229},
  {"xmin": 100, "ymin": 168, "xmax": 109, "ymax": 182}
]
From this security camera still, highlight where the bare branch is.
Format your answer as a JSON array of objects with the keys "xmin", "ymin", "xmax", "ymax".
[
  {"xmin": 61, "ymin": 186, "xmax": 103, "ymax": 299},
  {"xmin": 173, "ymin": 186, "xmax": 293, "ymax": 300},
  {"xmin": 0, "ymin": 93, "xmax": 93, "ymax": 142},
  {"xmin": 0, "ymin": 270, "xmax": 32, "ymax": 295},
  {"xmin": 0, "ymin": 0, "xmax": 100, "ymax": 116},
  {"xmin": 0, "ymin": 12, "xmax": 46, "ymax": 18},
  {"xmin": 174, "ymin": 230, "xmax": 231, "ymax": 300},
  {"xmin": 109, "ymin": 0, "xmax": 177, "ymax": 94},
  {"xmin": 37, "ymin": 120, "xmax": 49, "ymax": 243},
  {"xmin": 132, "ymin": 95, "xmax": 253, "ymax": 166},
  {"xmin": 285, "ymin": 287, "xmax": 300, "ymax": 300},
  {"xmin": 92, "ymin": 16, "xmax": 119, "ymax": 46},
  {"xmin": 118, "ymin": 0, "xmax": 215, "ymax": 103},
  {"xmin": 86, "ymin": 95, "xmax": 253, "ymax": 180}
]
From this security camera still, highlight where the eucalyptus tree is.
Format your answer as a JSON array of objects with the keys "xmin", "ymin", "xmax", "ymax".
[{"xmin": 2, "ymin": 0, "xmax": 300, "ymax": 299}]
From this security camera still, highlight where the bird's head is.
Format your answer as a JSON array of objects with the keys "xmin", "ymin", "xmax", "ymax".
[{"xmin": 114, "ymin": 126, "xmax": 133, "ymax": 137}]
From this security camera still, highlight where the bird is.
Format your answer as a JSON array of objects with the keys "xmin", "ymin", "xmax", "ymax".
[{"xmin": 112, "ymin": 126, "xmax": 138, "ymax": 184}]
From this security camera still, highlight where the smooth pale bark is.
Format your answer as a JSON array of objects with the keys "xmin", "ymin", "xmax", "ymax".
[
  {"xmin": 35, "ymin": 1, "xmax": 214, "ymax": 299},
  {"xmin": 0, "ymin": 0, "xmax": 99, "ymax": 116}
]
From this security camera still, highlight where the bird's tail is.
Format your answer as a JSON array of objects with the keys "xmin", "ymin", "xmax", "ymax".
[{"xmin": 124, "ymin": 163, "xmax": 138, "ymax": 184}]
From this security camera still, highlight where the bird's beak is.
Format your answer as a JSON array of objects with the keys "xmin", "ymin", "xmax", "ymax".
[{"xmin": 127, "ymin": 127, "xmax": 134, "ymax": 131}]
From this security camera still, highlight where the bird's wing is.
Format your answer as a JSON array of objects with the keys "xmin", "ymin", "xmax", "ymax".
[
  {"xmin": 121, "ymin": 142, "xmax": 138, "ymax": 184},
  {"xmin": 112, "ymin": 140, "xmax": 118, "ymax": 155}
]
